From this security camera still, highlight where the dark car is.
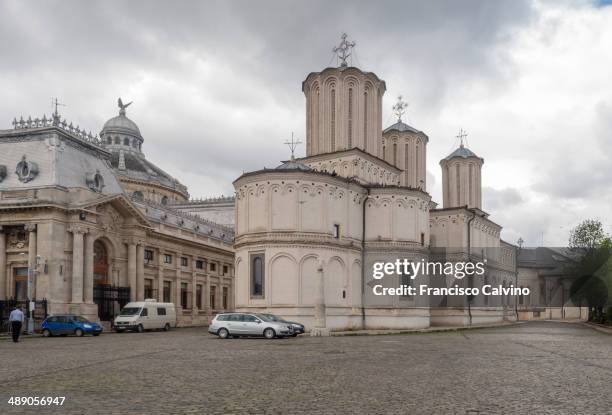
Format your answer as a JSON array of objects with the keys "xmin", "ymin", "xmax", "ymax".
[
  {"xmin": 41, "ymin": 315, "xmax": 103, "ymax": 337},
  {"xmin": 259, "ymin": 313, "xmax": 305, "ymax": 336}
]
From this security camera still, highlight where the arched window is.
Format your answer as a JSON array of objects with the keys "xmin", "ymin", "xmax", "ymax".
[
  {"xmin": 107, "ymin": 137, "xmax": 112, "ymax": 145},
  {"xmin": 363, "ymin": 91, "xmax": 368, "ymax": 151},
  {"xmin": 114, "ymin": 137, "xmax": 120, "ymax": 145},
  {"xmin": 348, "ymin": 87, "xmax": 353, "ymax": 148},
  {"xmin": 251, "ymin": 254, "xmax": 264, "ymax": 297},
  {"xmin": 123, "ymin": 137, "xmax": 130, "ymax": 146},
  {"xmin": 330, "ymin": 88, "xmax": 336, "ymax": 152},
  {"xmin": 161, "ymin": 196, "xmax": 168, "ymax": 205},
  {"xmin": 393, "ymin": 142, "xmax": 397, "ymax": 165},
  {"xmin": 132, "ymin": 191, "xmax": 144, "ymax": 201}
]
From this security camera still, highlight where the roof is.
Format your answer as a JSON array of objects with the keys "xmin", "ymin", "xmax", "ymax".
[
  {"xmin": 383, "ymin": 121, "xmax": 420, "ymax": 134},
  {"xmin": 443, "ymin": 144, "xmax": 482, "ymax": 161},
  {"xmin": 101, "ymin": 114, "xmax": 141, "ymax": 137},
  {"xmin": 275, "ymin": 159, "xmax": 312, "ymax": 171},
  {"xmin": 109, "ymin": 151, "xmax": 188, "ymax": 195}
]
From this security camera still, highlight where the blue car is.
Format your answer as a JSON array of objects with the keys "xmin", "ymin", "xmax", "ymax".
[{"xmin": 41, "ymin": 314, "xmax": 103, "ymax": 337}]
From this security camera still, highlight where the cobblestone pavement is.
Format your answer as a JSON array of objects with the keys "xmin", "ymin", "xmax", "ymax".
[{"xmin": 0, "ymin": 321, "xmax": 611, "ymax": 415}]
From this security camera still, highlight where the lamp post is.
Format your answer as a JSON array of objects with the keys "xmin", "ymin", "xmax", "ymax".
[
  {"xmin": 26, "ymin": 255, "xmax": 40, "ymax": 334},
  {"xmin": 515, "ymin": 237, "xmax": 524, "ymax": 321}
]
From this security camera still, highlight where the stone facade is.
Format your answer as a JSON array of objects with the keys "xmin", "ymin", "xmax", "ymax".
[{"xmin": 0, "ymin": 109, "xmax": 234, "ymax": 327}]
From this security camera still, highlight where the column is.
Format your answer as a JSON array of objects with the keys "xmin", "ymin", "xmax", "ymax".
[
  {"xmin": 83, "ymin": 233, "xmax": 95, "ymax": 304},
  {"xmin": 0, "ymin": 226, "xmax": 6, "ymax": 300},
  {"xmin": 127, "ymin": 241, "xmax": 137, "ymax": 302},
  {"xmin": 70, "ymin": 227, "xmax": 85, "ymax": 303},
  {"xmin": 203, "ymin": 274, "xmax": 210, "ymax": 310},
  {"xmin": 157, "ymin": 249, "xmax": 164, "ymax": 302},
  {"xmin": 136, "ymin": 243, "xmax": 145, "ymax": 301},
  {"xmin": 313, "ymin": 261, "xmax": 326, "ymax": 328},
  {"xmin": 25, "ymin": 224, "xmax": 38, "ymax": 300}
]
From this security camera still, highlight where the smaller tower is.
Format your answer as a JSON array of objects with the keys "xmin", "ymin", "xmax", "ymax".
[
  {"xmin": 382, "ymin": 96, "xmax": 428, "ymax": 190},
  {"xmin": 440, "ymin": 130, "xmax": 483, "ymax": 209}
]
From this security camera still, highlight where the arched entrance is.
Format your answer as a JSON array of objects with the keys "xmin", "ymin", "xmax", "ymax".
[
  {"xmin": 92, "ymin": 239, "xmax": 130, "ymax": 322},
  {"xmin": 94, "ymin": 240, "xmax": 109, "ymax": 285}
]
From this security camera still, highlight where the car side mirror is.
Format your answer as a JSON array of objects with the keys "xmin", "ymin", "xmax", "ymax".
[{"xmin": 256, "ymin": 320, "xmax": 261, "ymax": 323}]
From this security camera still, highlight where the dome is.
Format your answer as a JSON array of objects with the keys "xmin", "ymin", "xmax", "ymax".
[
  {"xmin": 101, "ymin": 114, "xmax": 141, "ymax": 137},
  {"xmin": 383, "ymin": 121, "xmax": 420, "ymax": 134},
  {"xmin": 443, "ymin": 144, "xmax": 482, "ymax": 161}
]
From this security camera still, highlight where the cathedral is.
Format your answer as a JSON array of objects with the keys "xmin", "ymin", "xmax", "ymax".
[{"xmin": 233, "ymin": 35, "xmax": 517, "ymax": 331}]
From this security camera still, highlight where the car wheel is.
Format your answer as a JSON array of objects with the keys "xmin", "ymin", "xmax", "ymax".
[
  {"xmin": 264, "ymin": 328, "xmax": 276, "ymax": 339},
  {"xmin": 116, "ymin": 329, "xmax": 124, "ymax": 333},
  {"xmin": 75, "ymin": 328, "xmax": 84, "ymax": 337},
  {"xmin": 218, "ymin": 328, "xmax": 229, "ymax": 339},
  {"xmin": 163, "ymin": 323, "xmax": 171, "ymax": 331},
  {"xmin": 42, "ymin": 329, "xmax": 52, "ymax": 337},
  {"xmin": 136, "ymin": 324, "xmax": 144, "ymax": 333},
  {"xmin": 291, "ymin": 333, "xmax": 298, "ymax": 337}
]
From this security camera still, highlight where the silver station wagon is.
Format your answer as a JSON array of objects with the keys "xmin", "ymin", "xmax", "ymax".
[{"xmin": 208, "ymin": 312, "xmax": 294, "ymax": 339}]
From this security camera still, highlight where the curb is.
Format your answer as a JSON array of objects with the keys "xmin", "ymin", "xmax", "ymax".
[
  {"xmin": 581, "ymin": 322, "xmax": 612, "ymax": 335},
  {"xmin": 328, "ymin": 321, "xmax": 525, "ymax": 336}
]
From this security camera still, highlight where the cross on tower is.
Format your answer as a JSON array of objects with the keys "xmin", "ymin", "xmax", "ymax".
[
  {"xmin": 392, "ymin": 95, "xmax": 408, "ymax": 122},
  {"xmin": 456, "ymin": 129, "xmax": 468, "ymax": 147},
  {"xmin": 284, "ymin": 132, "xmax": 302, "ymax": 161},
  {"xmin": 333, "ymin": 33, "xmax": 356, "ymax": 67},
  {"xmin": 51, "ymin": 97, "xmax": 66, "ymax": 117}
]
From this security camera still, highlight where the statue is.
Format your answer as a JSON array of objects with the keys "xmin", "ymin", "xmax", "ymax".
[{"xmin": 118, "ymin": 97, "xmax": 133, "ymax": 115}]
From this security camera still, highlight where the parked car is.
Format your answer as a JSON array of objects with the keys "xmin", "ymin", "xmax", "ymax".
[
  {"xmin": 208, "ymin": 312, "xmax": 294, "ymax": 339},
  {"xmin": 259, "ymin": 313, "xmax": 305, "ymax": 336},
  {"xmin": 114, "ymin": 300, "xmax": 177, "ymax": 333},
  {"xmin": 41, "ymin": 315, "xmax": 102, "ymax": 337}
]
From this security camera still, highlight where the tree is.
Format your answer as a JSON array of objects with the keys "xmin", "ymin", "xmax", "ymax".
[
  {"xmin": 567, "ymin": 219, "xmax": 612, "ymax": 322},
  {"xmin": 569, "ymin": 219, "xmax": 608, "ymax": 249}
]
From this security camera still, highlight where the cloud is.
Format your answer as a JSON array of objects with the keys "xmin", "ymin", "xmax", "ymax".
[{"xmin": 0, "ymin": 0, "xmax": 610, "ymax": 245}]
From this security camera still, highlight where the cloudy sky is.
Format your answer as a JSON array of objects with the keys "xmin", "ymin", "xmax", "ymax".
[{"xmin": 1, "ymin": 0, "xmax": 610, "ymax": 246}]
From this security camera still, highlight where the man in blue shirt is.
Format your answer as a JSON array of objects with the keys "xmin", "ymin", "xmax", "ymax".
[{"xmin": 9, "ymin": 306, "xmax": 25, "ymax": 342}]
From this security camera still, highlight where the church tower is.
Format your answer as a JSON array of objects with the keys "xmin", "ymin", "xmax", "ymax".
[
  {"xmin": 440, "ymin": 131, "xmax": 483, "ymax": 209},
  {"xmin": 382, "ymin": 96, "xmax": 429, "ymax": 190},
  {"xmin": 303, "ymin": 34, "xmax": 386, "ymax": 158}
]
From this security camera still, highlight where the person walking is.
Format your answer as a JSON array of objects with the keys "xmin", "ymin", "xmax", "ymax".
[{"xmin": 9, "ymin": 306, "xmax": 25, "ymax": 343}]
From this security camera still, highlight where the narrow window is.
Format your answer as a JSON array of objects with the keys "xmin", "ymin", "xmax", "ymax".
[
  {"xmin": 163, "ymin": 254, "xmax": 172, "ymax": 264},
  {"xmin": 393, "ymin": 142, "xmax": 397, "ymax": 165},
  {"xmin": 420, "ymin": 232, "xmax": 425, "ymax": 246},
  {"xmin": 405, "ymin": 143, "xmax": 410, "ymax": 185},
  {"xmin": 251, "ymin": 254, "xmax": 264, "ymax": 297},
  {"xmin": 330, "ymin": 89, "xmax": 336, "ymax": 151},
  {"xmin": 469, "ymin": 164, "xmax": 474, "ymax": 205},
  {"xmin": 210, "ymin": 285, "xmax": 217, "ymax": 309},
  {"xmin": 144, "ymin": 279, "xmax": 153, "ymax": 299},
  {"xmin": 416, "ymin": 143, "xmax": 420, "ymax": 188},
  {"xmin": 333, "ymin": 224, "xmax": 340, "ymax": 239},
  {"xmin": 223, "ymin": 265, "xmax": 229, "ymax": 275},
  {"xmin": 363, "ymin": 91, "xmax": 368, "ymax": 151},
  {"xmin": 181, "ymin": 257, "xmax": 188, "ymax": 267},
  {"xmin": 210, "ymin": 262, "xmax": 216, "ymax": 272},
  {"xmin": 196, "ymin": 284, "xmax": 202, "ymax": 309},
  {"xmin": 180, "ymin": 282, "xmax": 188, "ymax": 309},
  {"xmin": 195, "ymin": 260, "xmax": 204, "ymax": 270},
  {"xmin": 163, "ymin": 281, "xmax": 171, "ymax": 302},
  {"xmin": 144, "ymin": 249, "xmax": 154, "ymax": 264},
  {"xmin": 222, "ymin": 287, "xmax": 229, "ymax": 309},
  {"xmin": 348, "ymin": 88, "xmax": 353, "ymax": 148},
  {"xmin": 456, "ymin": 164, "xmax": 461, "ymax": 205}
]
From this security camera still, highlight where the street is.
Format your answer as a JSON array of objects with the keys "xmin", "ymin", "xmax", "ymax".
[{"xmin": 1, "ymin": 322, "xmax": 611, "ymax": 414}]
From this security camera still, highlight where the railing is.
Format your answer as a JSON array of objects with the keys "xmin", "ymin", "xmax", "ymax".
[{"xmin": 12, "ymin": 114, "xmax": 104, "ymax": 148}]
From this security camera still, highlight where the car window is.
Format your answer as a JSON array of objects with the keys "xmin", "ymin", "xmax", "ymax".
[
  {"xmin": 58, "ymin": 316, "xmax": 72, "ymax": 323},
  {"xmin": 244, "ymin": 315, "xmax": 259, "ymax": 322},
  {"xmin": 228, "ymin": 314, "xmax": 243, "ymax": 322},
  {"xmin": 140, "ymin": 308, "xmax": 148, "ymax": 317},
  {"xmin": 72, "ymin": 316, "xmax": 89, "ymax": 323},
  {"xmin": 157, "ymin": 307, "xmax": 166, "ymax": 316},
  {"xmin": 119, "ymin": 307, "xmax": 141, "ymax": 316},
  {"xmin": 46, "ymin": 316, "xmax": 58, "ymax": 323},
  {"xmin": 216, "ymin": 314, "xmax": 228, "ymax": 321}
]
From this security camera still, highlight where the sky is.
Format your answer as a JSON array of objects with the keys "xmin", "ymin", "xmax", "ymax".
[{"xmin": 0, "ymin": 0, "xmax": 610, "ymax": 246}]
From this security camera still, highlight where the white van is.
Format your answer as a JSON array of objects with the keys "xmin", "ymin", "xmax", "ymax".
[{"xmin": 114, "ymin": 299, "xmax": 177, "ymax": 333}]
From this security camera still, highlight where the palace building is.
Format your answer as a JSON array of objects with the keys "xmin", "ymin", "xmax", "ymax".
[
  {"xmin": 0, "ymin": 102, "xmax": 234, "ymax": 327},
  {"xmin": 233, "ymin": 35, "xmax": 517, "ymax": 331}
]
